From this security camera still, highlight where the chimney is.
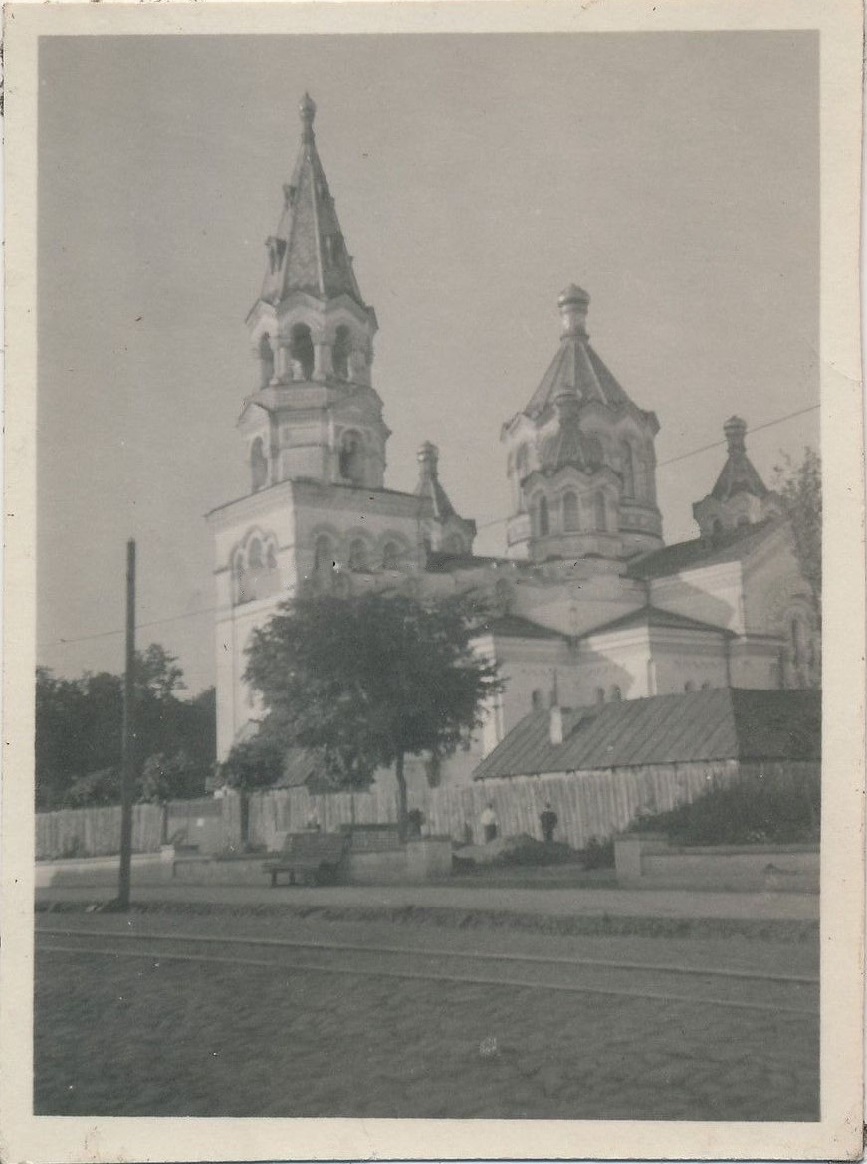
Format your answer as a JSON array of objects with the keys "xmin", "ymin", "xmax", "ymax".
[
  {"xmin": 548, "ymin": 669, "xmax": 563, "ymax": 745},
  {"xmin": 549, "ymin": 705, "xmax": 564, "ymax": 746}
]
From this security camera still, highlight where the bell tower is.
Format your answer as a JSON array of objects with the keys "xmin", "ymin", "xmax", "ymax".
[{"xmin": 240, "ymin": 93, "xmax": 389, "ymax": 493}]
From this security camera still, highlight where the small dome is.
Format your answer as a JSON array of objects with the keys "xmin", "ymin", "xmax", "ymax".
[{"xmin": 558, "ymin": 283, "xmax": 590, "ymax": 308}]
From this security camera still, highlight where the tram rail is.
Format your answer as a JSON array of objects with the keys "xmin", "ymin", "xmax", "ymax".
[{"xmin": 37, "ymin": 925, "xmax": 818, "ymax": 1016}]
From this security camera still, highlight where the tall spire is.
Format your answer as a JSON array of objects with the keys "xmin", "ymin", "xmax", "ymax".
[{"xmin": 260, "ymin": 95, "xmax": 365, "ymax": 308}]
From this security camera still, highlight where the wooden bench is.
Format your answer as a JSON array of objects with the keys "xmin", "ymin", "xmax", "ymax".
[{"xmin": 264, "ymin": 832, "xmax": 349, "ymax": 887}]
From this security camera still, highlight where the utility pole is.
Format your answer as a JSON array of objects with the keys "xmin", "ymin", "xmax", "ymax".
[{"xmin": 117, "ymin": 538, "xmax": 136, "ymax": 911}]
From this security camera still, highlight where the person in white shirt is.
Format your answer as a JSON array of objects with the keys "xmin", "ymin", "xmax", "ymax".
[{"xmin": 480, "ymin": 803, "xmax": 499, "ymax": 843}]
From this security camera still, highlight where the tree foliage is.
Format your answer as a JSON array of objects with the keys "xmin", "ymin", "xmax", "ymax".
[
  {"xmin": 243, "ymin": 591, "xmax": 503, "ymax": 829},
  {"xmin": 35, "ymin": 646, "xmax": 215, "ymax": 810},
  {"xmin": 774, "ymin": 446, "xmax": 821, "ymax": 615}
]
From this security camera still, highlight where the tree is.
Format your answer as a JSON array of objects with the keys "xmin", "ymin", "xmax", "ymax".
[
  {"xmin": 774, "ymin": 447, "xmax": 821, "ymax": 617},
  {"xmin": 35, "ymin": 647, "xmax": 216, "ymax": 809},
  {"xmin": 244, "ymin": 591, "xmax": 503, "ymax": 835}
]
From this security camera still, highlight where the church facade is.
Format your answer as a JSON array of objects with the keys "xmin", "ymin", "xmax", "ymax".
[{"xmin": 207, "ymin": 97, "xmax": 820, "ymax": 786}]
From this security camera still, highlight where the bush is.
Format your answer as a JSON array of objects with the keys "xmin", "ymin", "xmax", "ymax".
[
  {"xmin": 628, "ymin": 768, "xmax": 819, "ymax": 846},
  {"xmin": 581, "ymin": 836, "xmax": 614, "ymax": 869}
]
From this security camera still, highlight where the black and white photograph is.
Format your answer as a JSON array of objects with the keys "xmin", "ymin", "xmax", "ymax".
[{"xmin": 2, "ymin": 2, "xmax": 863, "ymax": 1161}]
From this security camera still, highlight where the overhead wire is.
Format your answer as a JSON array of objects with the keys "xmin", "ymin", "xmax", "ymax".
[{"xmin": 37, "ymin": 402, "xmax": 819, "ymax": 654}]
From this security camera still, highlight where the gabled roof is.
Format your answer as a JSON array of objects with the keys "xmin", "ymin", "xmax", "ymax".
[
  {"xmin": 260, "ymin": 95, "xmax": 366, "ymax": 309},
  {"xmin": 627, "ymin": 518, "xmax": 782, "ymax": 580},
  {"xmin": 475, "ymin": 614, "xmax": 569, "ymax": 642},
  {"xmin": 473, "ymin": 689, "xmax": 820, "ymax": 780},
  {"xmin": 580, "ymin": 605, "xmax": 735, "ymax": 639}
]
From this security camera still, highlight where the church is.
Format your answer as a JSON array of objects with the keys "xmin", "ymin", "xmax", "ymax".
[{"xmin": 207, "ymin": 95, "xmax": 820, "ymax": 790}]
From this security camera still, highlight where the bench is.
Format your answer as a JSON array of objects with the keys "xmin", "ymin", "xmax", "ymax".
[{"xmin": 264, "ymin": 832, "xmax": 349, "ymax": 887}]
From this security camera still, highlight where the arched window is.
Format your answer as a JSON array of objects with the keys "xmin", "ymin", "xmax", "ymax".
[
  {"xmin": 531, "ymin": 689, "xmax": 545, "ymax": 710},
  {"xmin": 233, "ymin": 553, "xmax": 245, "ymax": 604},
  {"xmin": 339, "ymin": 431, "xmax": 364, "ymax": 483},
  {"xmin": 594, "ymin": 491, "xmax": 607, "ymax": 531},
  {"xmin": 539, "ymin": 496, "xmax": 550, "ymax": 537},
  {"xmin": 234, "ymin": 533, "xmax": 280, "ymax": 605},
  {"xmin": 515, "ymin": 444, "xmax": 530, "ymax": 480},
  {"xmin": 258, "ymin": 334, "xmax": 274, "ymax": 388},
  {"xmin": 348, "ymin": 538, "xmax": 368, "ymax": 572},
  {"xmin": 290, "ymin": 323, "xmax": 315, "ymax": 380},
  {"xmin": 248, "ymin": 538, "xmax": 263, "ymax": 570},
  {"xmin": 595, "ymin": 687, "xmax": 606, "ymax": 705},
  {"xmin": 314, "ymin": 534, "xmax": 335, "ymax": 575},
  {"xmin": 684, "ymin": 680, "xmax": 696, "ymax": 692},
  {"xmin": 332, "ymin": 325, "xmax": 351, "ymax": 380},
  {"xmin": 266, "ymin": 544, "xmax": 278, "ymax": 570},
  {"xmin": 563, "ymin": 491, "xmax": 579, "ymax": 532},
  {"xmin": 584, "ymin": 435, "xmax": 604, "ymax": 471},
  {"xmin": 250, "ymin": 437, "xmax": 269, "ymax": 493},
  {"xmin": 609, "ymin": 685, "xmax": 622, "ymax": 702},
  {"xmin": 381, "ymin": 541, "xmax": 401, "ymax": 570},
  {"xmin": 621, "ymin": 443, "xmax": 635, "ymax": 498}
]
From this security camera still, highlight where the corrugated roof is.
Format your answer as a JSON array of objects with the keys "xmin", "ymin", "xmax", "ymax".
[
  {"xmin": 473, "ymin": 688, "xmax": 820, "ymax": 780},
  {"xmin": 579, "ymin": 605, "xmax": 735, "ymax": 639},
  {"xmin": 627, "ymin": 519, "xmax": 780, "ymax": 580}
]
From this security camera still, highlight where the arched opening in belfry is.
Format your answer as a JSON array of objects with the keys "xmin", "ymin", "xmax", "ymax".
[
  {"xmin": 250, "ymin": 437, "xmax": 269, "ymax": 493},
  {"xmin": 258, "ymin": 334, "xmax": 275, "ymax": 388},
  {"xmin": 332, "ymin": 325, "xmax": 351, "ymax": 381},
  {"xmin": 538, "ymin": 496, "xmax": 550, "ymax": 537},
  {"xmin": 289, "ymin": 323, "xmax": 315, "ymax": 380},
  {"xmin": 594, "ymin": 491, "xmax": 607, "ymax": 531},
  {"xmin": 620, "ymin": 442, "xmax": 635, "ymax": 499},
  {"xmin": 339, "ymin": 431, "xmax": 364, "ymax": 483},
  {"xmin": 563, "ymin": 491, "xmax": 579, "ymax": 532}
]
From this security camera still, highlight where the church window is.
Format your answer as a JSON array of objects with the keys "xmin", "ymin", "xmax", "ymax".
[
  {"xmin": 620, "ymin": 443, "xmax": 635, "ymax": 498},
  {"xmin": 515, "ymin": 444, "xmax": 530, "ymax": 480},
  {"xmin": 609, "ymin": 685, "xmax": 622, "ymax": 702},
  {"xmin": 314, "ymin": 534, "xmax": 336, "ymax": 575},
  {"xmin": 563, "ymin": 491, "xmax": 579, "ymax": 532},
  {"xmin": 595, "ymin": 687, "xmax": 605, "ymax": 704},
  {"xmin": 266, "ymin": 544, "xmax": 278, "ymax": 570},
  {"xmin": 250, "ymin": 437, "xmax": 269, "ymax": 493},
  {"xmin": 348, "ymin": 538, "xmax": 368, "ymax": 572},
  {"xmin": 594, "ymin": 491, "xmax": 607, "ymax": 531},
  {"xmin": 248, "ymin": 538, "xmax": 263, "ymax": 570},
  {"xmin": 234, "ymin": 531, "xmax": 280, "ymax": 605},
  {"xmin": 382, "ymin": 541, "xmax": 401, "ymax": 570},
  {"xmin": 584, "ymin": 435, "xmax": 604, "ymax": 471},
  {"xmin": 289, "ymin": 323, "xmax": 315, "ymax": 380},
  {"xmin": 532, "ymin": 689, "xmax": 545, "ymax": 710},
  {"xmin": 339, "ymin": 431, "xmax": 364, "ymax": 483},
  {"xmin": 538, "ymin": 496, "xmax": 550, "ymax": 537},
  {"xmin": 332, "ymin": 326, "xmax": 351, "ymax": 381},
  {"xmin": 258, "ymin": 334, "xmax": 274, "ymax": 388}
]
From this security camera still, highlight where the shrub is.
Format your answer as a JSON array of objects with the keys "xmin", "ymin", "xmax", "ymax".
[{"xmin": 628, "ymin": 768, "xmax": 819, "ymax": 846}]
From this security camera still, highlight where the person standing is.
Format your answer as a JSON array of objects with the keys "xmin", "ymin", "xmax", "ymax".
[
  {"xmin": 481, "ymin": 802, "xmax": 499, "ymax": 843},
  {"xmin": 540, "ymin": 801, "xmax": 558, "ymax": 844}
]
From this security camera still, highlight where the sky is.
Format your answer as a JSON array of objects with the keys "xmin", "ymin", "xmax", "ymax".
[{"xmin": 37, "ymin": 31, "xmax": 819, "ymax": 697}]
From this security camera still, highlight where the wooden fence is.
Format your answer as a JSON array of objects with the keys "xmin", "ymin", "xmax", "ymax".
[
  {"xmin": 35, "ymin": 760, "xmax": 818, "ymax": 859},
  {"xmin": 36, "ymin": 804, "xmax": 164, "ymax": 860},
  {"xmin": 246, "ymin": 759, "xmax": 747, "ymax": 851}
]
